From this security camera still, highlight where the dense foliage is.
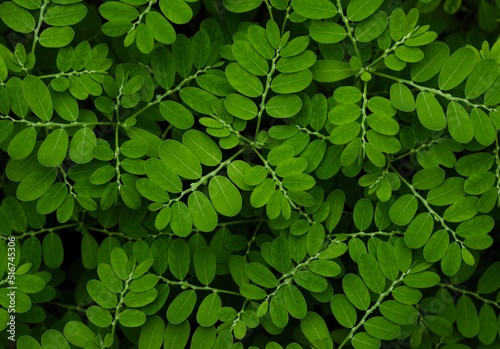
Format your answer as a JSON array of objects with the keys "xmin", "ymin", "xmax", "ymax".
[{"xmin": 1, "ymin": 0, "xmax": 500, "ymax": 348}]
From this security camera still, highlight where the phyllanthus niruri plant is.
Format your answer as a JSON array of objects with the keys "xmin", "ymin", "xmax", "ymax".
[{"xmin": 1, "ymin": 0, "xmax": 500, "ymax": 348}]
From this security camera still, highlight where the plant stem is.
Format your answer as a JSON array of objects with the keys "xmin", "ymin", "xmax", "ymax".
[
  {"xmin": 390, "ymin": 164, "xmax": 463, "ymax": 247},
  {"xmin": 338, "ymin": 269, "xmax": 411, "ymax": 349}
]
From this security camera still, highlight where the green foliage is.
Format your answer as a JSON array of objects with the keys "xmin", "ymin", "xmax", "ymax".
[{"xmin": 1, "ymin": 0, "xmax": 500, "ymax": 348}]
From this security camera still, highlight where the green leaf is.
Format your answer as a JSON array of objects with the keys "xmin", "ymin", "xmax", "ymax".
[
  {"xmin": 97, "ymin": 263, "xmax": 123, "ymax": 293},
  {"xmin": 152, "ymin": 46, "xmax": 175, "ymax": 90},
  {"xmin": 250, "ymin": 179, "xmax": 276, "ymax": 208},
  {"xmin": 232, "ymin": 40, "xmax": 268, "ymax": 76},
  {"xmin": 145, "ymin": 159, "xmax": 182, "ymax": 193},
  {"xmin": 379, "ymin": 300, "xmax": 418, "ymax": 325},
  {"xmin": 416, "ymin": 92, "xmax": 446, "ymax": 131},
  {"xmin": 464, "ymin": 172, "xmax": 495, "ymax": 195},
  {"xmin": 36, "ymin": 182, "xmax": 67, "ymax": 214},
  {"xmin": 351, "ymin": 332, "xmax": 380, "ymax": 349},
  {"xmin": 17, "ymin": 336, "xmax": 42, "ymax": 349},
  {"xmin": 208, "ymin": 176, "xmax": 242, "ymax": 217},
  {"xmin": 23, "ymin": 75, "xmax": 53, "ymax": 121},
  {"xmin": 129, "ymin": 274, "xmax": 158, "ymax": 293},
  {"xmin": 395, "ymin": 46, "xmax": 424, "ymax": 63},
  {"xmin": 191, "ymin": 326, "xmax": 216, "ymax": 349},
  {"xmin": 270, "ymin": 290, "xmax": 288, "ymax": 328},
  {"xmin": 438, "ymin": 47, "xmax": 475, "ymax": 90},
  {"xmin": 194, "ymin": 247, "xmax": 216, "ymax": 285},
  {"xmin": 124, "ymin": 289, "xmax": 158, "ymax": 307},
  {"xmin": 403, "ymin": 271, "xmax": 440, "ymax": 288},
  {"xmin": 168, "ymin": 239, "xmax": 190, "ymax": 280},
  {"xmin": 281, "ymin": 36, "xmax": 310, "ymax": 57},
  {"xmin": 41, "ymin": 330, "xmax": 70, "ymax": 349},
  {"xmin": 8, "ymin": 127, "xmax": 37, "ymax": 160},
  {"xmin": 139, "ymin": 316, "xmax": 165, "ymax": 349},
  {"xmin": 471, "ymin": 108, "xmax": 496, "ymax": 146},
  {"xmin": 0, "ymin": 2, "xmax": 35, "ymax": 33},
  {"xmin": 39, "ymin": 26, "xmax": 75, "ymax": 48},
  {"xmin": 224, "ymin": 94, "xmax": 258, "ymax": 121},
  {"xmin": 456, "ymin": 295, "xmax": 479, "ymax": 338},
  {"xmin": 478, "ymin": 304, "xmax": 497, "ymax": 345},
  {"xmin": 427, "ymin": 177, "xmax": 465, "ymax": 206},
  {"xmin": 69, "ymin": 127, "xmax": 97, "ymax": 164},
  {"xmin": 225, "ymin": 63, "xmax": 264, "ymax": 98},
  {"xmin": 159, "ymin": 140, "xmax": 202, "ymax": 180},
  {"xmin": 389, "ymin": 194, "xmax": 418, "ymax": 226},
  {"xmin": 248, "ymin": 25, "xmax": 275, "ymax": 60},
  {"xmin": 44, "ymin": 3, "xmax": 87, "ymax": 26},
  {"xmin": 17, "ymin": 167, "xmax": 57, "ymax": 202},
  {"xmin": 179, "ymin": 87, "xmax": 218, "ymax": 114},
  {"xmin": 119, "ymin": 309, "xmax": 146, "ymax": 327},
  {"xmin": 284, "ymin": 285, "xmax": 307, "ymax": 319},
  {"xmin": 329, "ymin": 123, "xmax": 361, "ymax": 144},
  {"xmin": 411, "ymin": 167, "xmax": 444, "ymax": 190},
  {"xmin": 310, "ymin": 22, "xmax": 346, "ymax": 44},
  {"xmin": 99, "ymin": 1, "xmax": 139, "ymax": 20},
  {"xmin": 394, "ymin": 238, "xmax": 412, "ymax": 272},
  {"xmin": 446, "ymin": 101, "xmax": 474, "ymax": 143},
  {"xmin": 342, "ymin": 273, "xmax": 370, "ymax": 310},
  {"xmin": 423, "ymin": 229, "xmax": 449, "ymax": 263},
  {"xmin": 270, "ymin": 236, "xmax": 292, "ymax": 273},
  {"xmin": 192, "ymin": 29, "xmax": 210, "ymax": 69},
  {"xmin": 7, "ymin": 77, "xmax": 29, "ymax": 117},
  {"xmin": 246, "ymin": 262, "xmax": 278, "ymax": 288},
  {"xmin": 188, "ymin": 191, "xmax": 218, "ymax": 233},
  {"xmin": 240, "ymin": 284, "xmax": 267, "ymax": 300},
  {"xmin": 38, "ymin": 129, "xmax": 68, "ymax": 167},
  {"xmin": 355, "ymin": 12, "xmax": 388, "ymax": 42},
  {"xmin": 15, "ymin": 274, "xmax": 44, "ymax": 293},
  {"xmin": 166, "ymin": 290, "xmax": 197, "ymax": 324},
  {"xmin": 159, "ymin": 0, "xmax": 192, "ymax": 24},
  {"xmin": 170, "ymin": 201, "xmax": 193, "ymax": 237},
  {"xmin": 52, "ymin": 90, "xmax": 79, "ymax": 121},
  {"xmin": 390, "ymin": 83, "xmax": 415, "ymax": 112},
  {"xmin": 353, "ymin": 198, "xmax": 373, "ymax": 231},
  {"xmin": 456, "ymin": 153, "xmax": 494, "ymax": 177},
  {"xmin": 163, "ymin": 321, "xmax": 191, "ymax": 349},
  {"xmin": 330, "ymin": 294, "xmax": 357, "ymax": 328},
  {"xmin": 441, "ymin": 241, "xmax": 462, "ymax": 276},
  {"xmin": 477, "ymin": 261, "xmax": 500, "ymax": 294},
  {"xmin": 465, "ymin": 58, "xmax": 497, "ymax": 99},
  {"xmin": 271, "ymin": 70, "xmax": 313, "ymax": 94},
  {"xmin": 311, "ymin": 60, "xmax": 353, "ymax": 82},
  {"xmin": 347, "ymin": 0, "xmax": 383, "ymax": 21},
  {"xmin": 146, "ymin": 11, "xmax": 175, "ymax": 45},
  {"xmin": 392, "ymin": 286, "xmax": 422, "ymax": 305},
  {"xmin": 358, "ymin": 253, "xmax": 385, "ymax": 293},
  {"xmin": 196, "ymin": 74, "xmax": 233, "ymax": 97},
  {"xmin": 377, "ymin": 242, "xmax": 399, "ymax": 280},
  {"xmin": 63, "ymin": 321, "xmax": 95, "ymax": 347},
  {"xmin": 282, "ymin": 173, "xmax": 315, "ymax": 190},
  {"xmin": 411, "ymin": 42, "xmax": 450, "ymax": 82},
  {"xmin": 292, "ymin": 0, "xmax": 337, "ymax": 19},
  {"xmin": 111, "ymin": 247, "xmax": 130, "ymax": 280},
  {"xmin": 266, "ymin": 94, "xmax": 303, "ymax": 118},
  {"xmin": 364, "ymin": 316, "xmax": 401, "ymax": 340},
  {"xmin": 182, "ymin": 129, "xmax": 222, "ymax": 167},
  {"xmin": 87, "ymin": 279, "xmax": 118, "ymax": 309},
  {"xmin": 443, "ymin": 196, "xmax": 478, "ymax": 223},
  {"xmin": 405, "ymin": 213, "xmax": 434, "ymax": 249},
  {"xmin": 275, "ymin": 158, "xmax": 307, "ymax": 177},
  {"xmin": 223, "ymin": 0, "xmax": 261, "ymax": 13},
  {"xmin": 300, "ymin": 312, "xmax": 331, "ymax": 348},
  {"xmin": 197, "ymin": 293, "xmax": 221, "ymax": 326}
]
